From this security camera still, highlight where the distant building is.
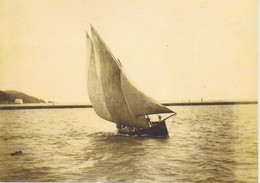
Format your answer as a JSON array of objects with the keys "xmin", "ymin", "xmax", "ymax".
[{"xmin": 14, "ymin": 99, "xmax": 23, "ymax": 104}]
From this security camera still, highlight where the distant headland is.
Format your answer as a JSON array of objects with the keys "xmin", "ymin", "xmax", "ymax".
[{"xmin": 0, "ymin": 90, "xmax": 45, "ymax": 104}]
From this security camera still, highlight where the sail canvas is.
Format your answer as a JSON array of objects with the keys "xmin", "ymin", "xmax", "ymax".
[{"xmin": 87, "ymin": 25, "xmax": 175, "ymax": 129}]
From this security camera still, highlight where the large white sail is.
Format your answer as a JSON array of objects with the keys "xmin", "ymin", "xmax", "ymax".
[
  {"xmin": 87, "ymin": 25, "xmax": 174, "ymax": 129},
  {"xmin": 90, "ymin": 25, "xmax": 135, "ymax": 127},
  {"xmin": 87, "ymin": 32, "xmax": 113, "ymax": 122}
]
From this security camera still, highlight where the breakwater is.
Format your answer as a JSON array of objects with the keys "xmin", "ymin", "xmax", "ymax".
[
  {"xmin": 0, "ymin": 101, "xmax": 257, "ymax": 110},
  {"xmin": 162, "ymin": 101, "xmax": 258, "ymax": 106}
]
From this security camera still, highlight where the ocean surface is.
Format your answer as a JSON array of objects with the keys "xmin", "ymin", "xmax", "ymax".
[{"xmin": 0, "ymin": 104, "xmax": 257, "ymax": 182}]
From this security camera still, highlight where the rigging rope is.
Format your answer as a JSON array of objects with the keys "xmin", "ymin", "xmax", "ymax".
[{"xmin": 168, "ymin": 115, "xmax": 176, "ymax": 132}]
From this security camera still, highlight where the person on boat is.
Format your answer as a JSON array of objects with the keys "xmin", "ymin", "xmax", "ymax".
[
  {"xmin": 158, "ymin": 115, "xmax": 162, "ymax": 122},
  {"xmin": 117, "ymin": 124, "xmax": 126, "ymax": 132},
  {"xmin": 145, "ymin": 115, "xmax": 152, "ymax": 127},
  {"xmin": 121, "ymin": 125, "xmax": 127, "ymax": 131},
  {"xmin": 145, "ymin": 115, "xmax": 150, "ymax": 121}
]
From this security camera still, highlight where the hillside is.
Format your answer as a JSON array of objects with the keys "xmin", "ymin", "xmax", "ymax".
[{"xmin": 0, "ymin": 90, "xmax": 45, "ymax": 104}]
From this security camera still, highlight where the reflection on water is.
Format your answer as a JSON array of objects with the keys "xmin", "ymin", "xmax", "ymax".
[{"xmin": 0, "ymin": 105, "xmax": 257, "ymax": 182}]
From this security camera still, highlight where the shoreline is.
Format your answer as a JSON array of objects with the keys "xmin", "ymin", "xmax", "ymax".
[{"xmin": 0, "ymin": 101, "xmax": 257, "ymax": 110}]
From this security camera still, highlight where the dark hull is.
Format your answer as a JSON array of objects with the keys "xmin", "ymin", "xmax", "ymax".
[{"xmin": 117, "ymin": 121, "xmax": 169, "ymax": 138}]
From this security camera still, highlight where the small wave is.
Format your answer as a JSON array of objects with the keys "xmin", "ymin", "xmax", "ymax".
[
  {"xmin": 88, "ymin": 131, "xmax": 117, "ymax": 137},
  {"xmin": 0, "ymin": 135, "xmax": 29, "ymax": 141}
]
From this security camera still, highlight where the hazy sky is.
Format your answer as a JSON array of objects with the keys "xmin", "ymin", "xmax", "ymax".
[{"xmin": 0, "ymin": 0, "xmax": 257, "ymax": 103}]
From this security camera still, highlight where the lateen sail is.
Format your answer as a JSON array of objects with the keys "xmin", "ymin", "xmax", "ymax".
[
  {"xmin": 87, "ymin": 32, "xmax": 113, "ymax": 121},
  {"xmin": 90, "ymin": 25, "xmax": 135, "ymax": 127},
  {"xmin": 87, "ymin": 25, "xmax": 175, "ymax": 129}
]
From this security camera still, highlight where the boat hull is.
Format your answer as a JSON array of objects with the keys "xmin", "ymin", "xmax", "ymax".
[{"xmin": 117, "ymin": 121, "xmax": 169, "ymax": 138}]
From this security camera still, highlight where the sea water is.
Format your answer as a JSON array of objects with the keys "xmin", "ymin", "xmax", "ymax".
[{"xmin": 0, "ymin": 104, "xmax": 257, "ymax": 182}]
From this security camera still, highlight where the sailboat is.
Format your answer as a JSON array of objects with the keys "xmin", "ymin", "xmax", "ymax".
[{"xmin": 86, "ymin": 25, "xmax": 176, "ymax": 137}]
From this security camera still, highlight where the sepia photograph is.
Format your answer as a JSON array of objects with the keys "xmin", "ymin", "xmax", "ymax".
[{"xmin": 0, "ymin": 0, "xmax": 258, "ymax": 182}]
